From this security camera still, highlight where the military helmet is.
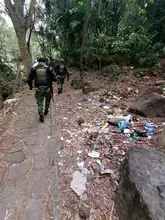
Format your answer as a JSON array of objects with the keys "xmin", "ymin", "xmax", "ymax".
[{"xmin": 37, "ymin": 57, "xmax": 46, "ymax": 62}]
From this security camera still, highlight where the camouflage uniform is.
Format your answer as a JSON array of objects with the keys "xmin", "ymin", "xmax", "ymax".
[
  {"xmin": 35, "ymin": 86, "xmax": 52, "ymax": 115},
  {"xmin": 28, "ymin": 58, "xmax": 55, "ymax": 122},
  {"xmin": 55, "ymin": 63, "xmax": 69, "ymax": 94}
]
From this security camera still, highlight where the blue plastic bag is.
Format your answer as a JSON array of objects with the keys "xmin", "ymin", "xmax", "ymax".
[
  {"xmin": 118, "ymin": 121, "xmax": 131, "ymax": 132},
  {"xmin": 145, "ymin": 122, "xmax": 155, "ymax": 135}
]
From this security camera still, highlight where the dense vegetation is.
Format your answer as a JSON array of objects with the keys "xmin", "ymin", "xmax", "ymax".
[
  {"xmin": 0, "ymin": 16, "xmax": 19, "ymax": 99},
  {"xmin": 1, "ymin": 0, "xmax": 165, "ymax": 100},
  {"xmin": 37, "ymin": 0, "xmax": 165, "ymax": 69}
]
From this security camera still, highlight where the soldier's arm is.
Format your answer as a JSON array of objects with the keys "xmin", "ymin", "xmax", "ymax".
[
  {"xmin": 27, "ymin": 68, "xmax": 35, "ymax": 90},
  {"xmin": 64, "ymin": 66, "xmax": 69, "ymax": 81},
  {"xmin": 49, "ymin": 67, "xmax": 57, "ymax": 82},
  {"xmin": 47, "ymin": 67, "xmax": 55, "ymax": 97}
]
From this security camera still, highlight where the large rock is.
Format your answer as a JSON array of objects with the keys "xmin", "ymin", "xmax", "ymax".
[
  {"xmin": 155, "ymin": 80, "xmax": 165, "ymax": 86},
  {"xmin": 71, "ymin": 77, "xmax": 96, "ymax": 93},
  {"xmin": 129, "ymin": 88, "xmax": 165, "ymax": 117},
  {"xmin": 158, "ymin": 125, "xmax": 165, "ymax": 146},
  {"xmin": 116, "ymin": 146, "xmax": 165, "ymax": 220},
  {"xmin": 71, "ymin": 77, "xmax": 83, "ymax": 89},
  {"xmin": 103, "ymin": 64, "xmax": 122, "ymax": 79}
]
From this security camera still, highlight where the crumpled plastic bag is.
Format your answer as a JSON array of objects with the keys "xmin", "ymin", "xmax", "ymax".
[
  {"xmin": 70, "ymin": 171, "xmax": 87, "ymax": 196},
  {"xmin": 118, "ymin": 121, "xmax": 131, "ymax": 132}
]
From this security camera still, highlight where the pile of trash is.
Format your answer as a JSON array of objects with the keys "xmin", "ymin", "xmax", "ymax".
[
  {"xmin": 110, "ymin": 115, "xmax": 156, "ymax": 142},
  {"xmin": 68, "ymin": 114, "xmax": 157, "ymax": 197}
]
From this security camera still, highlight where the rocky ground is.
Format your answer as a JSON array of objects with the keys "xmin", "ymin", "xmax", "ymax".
[
  {"xmin": 55, "ymin": 71, "xmax": 165, "ymax": 219},
  {"xmin": 0, "ymin": 70, "xmax": 164, "ymax": 220}
]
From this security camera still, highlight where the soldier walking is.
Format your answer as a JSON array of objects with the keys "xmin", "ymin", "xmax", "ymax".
[
  {"xmin": 55, "ymin": 59, "xmax": 69, "ymax": 94},
  {"xmin": 28, "ymin": 57, "xmax": 56, "ymax": 122}
]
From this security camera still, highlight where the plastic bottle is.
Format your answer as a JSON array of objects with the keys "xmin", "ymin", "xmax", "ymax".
[{"xmin": 132, "ymin": 132, "xmax": 137, "ymax": 140}]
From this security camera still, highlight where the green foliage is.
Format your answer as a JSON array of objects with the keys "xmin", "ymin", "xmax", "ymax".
[
  {"xmin": 0, "ymin": 16, "xmax": 19, "ymax": 97},
  {"xmin": 0, "ymin": 17, "xmax": 20, "ymax": 62},
  {"xmin": 36, "ymin": 0, "xmax": 165, "ymax": 71}
]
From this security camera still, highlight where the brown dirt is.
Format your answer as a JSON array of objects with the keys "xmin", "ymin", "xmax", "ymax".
[
  {"xmin": 54, "ymin": 71, "xmax": 165, "ymax": 219},
  {"xmin": 0, "ymin": 70, "xmax": 164, "ymax": 220}
]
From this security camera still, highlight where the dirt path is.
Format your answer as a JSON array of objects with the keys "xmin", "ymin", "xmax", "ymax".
[{"xmin": 0, "ymin": 90, "xmax": 59, "ymax": 220}]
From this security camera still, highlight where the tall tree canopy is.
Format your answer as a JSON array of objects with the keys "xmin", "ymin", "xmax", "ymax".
[
  {"xmin": 1, "ymin": 0, "xmax": 165, "ymax": 72},
  {"xmin": 35, "ymin": 0, "xmax": 165, "ymax": 69}
]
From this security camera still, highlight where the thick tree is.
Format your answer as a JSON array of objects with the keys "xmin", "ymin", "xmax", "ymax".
[{"xmin": 4, "ymin": 0, "xmax": 36, "ymax": 74}]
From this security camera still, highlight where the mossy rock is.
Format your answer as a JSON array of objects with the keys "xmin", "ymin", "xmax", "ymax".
[{"xmin": 103, "ymin": 64, "xmax": 123, "ymax": 81}]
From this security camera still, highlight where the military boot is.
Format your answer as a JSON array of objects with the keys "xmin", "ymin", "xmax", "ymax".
[
  {"xmin": 39, "ymin": 114, "xmax": 44, "ymax": 123},
  {"xmin": 44, "ymin": 109, "xmax": 49, "ymax": 115},
  {"xmin": 58, "ymin": 88, "xmax": 62, "ymax": 94}
]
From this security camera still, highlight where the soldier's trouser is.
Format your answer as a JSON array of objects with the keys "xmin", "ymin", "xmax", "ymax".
[
  {"xmin": 57, "ymin": 76, "xmax": 65, "ymax": 91},
  {"xmin": 35, "ymin": 87, "xmax": 52, "ymax": 115}
]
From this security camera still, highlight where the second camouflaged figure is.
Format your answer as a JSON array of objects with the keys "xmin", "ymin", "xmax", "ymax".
[
  {"xmin": 55, "ymin": 59, "xmax": 69, "ymax": 94},
  {"xmin": 28, "ymin": 57, "xmax": 56, "ymax": 122}
]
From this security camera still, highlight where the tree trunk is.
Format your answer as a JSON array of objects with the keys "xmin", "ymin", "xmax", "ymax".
[
  {"xmin": 4, "ymin": 0, "xmax": 36, "ymax": 75},
  {"xmin": 16, "ymin": 62, "xmax": 21, "ymax": 86},
  {"xmin": 13, "ymin": 61, "xmax": 22, "ymax": 94},
  {"xmin": 15, "ymin": 31, "xmax": 32, "ymax": 75},
  {"xmin": 79, "ymin": 0, "xmax": 91, "ymax": 94},
  {"xmin": 27, "ymin": 28, "xmax": 33, "ymax": 57}
]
